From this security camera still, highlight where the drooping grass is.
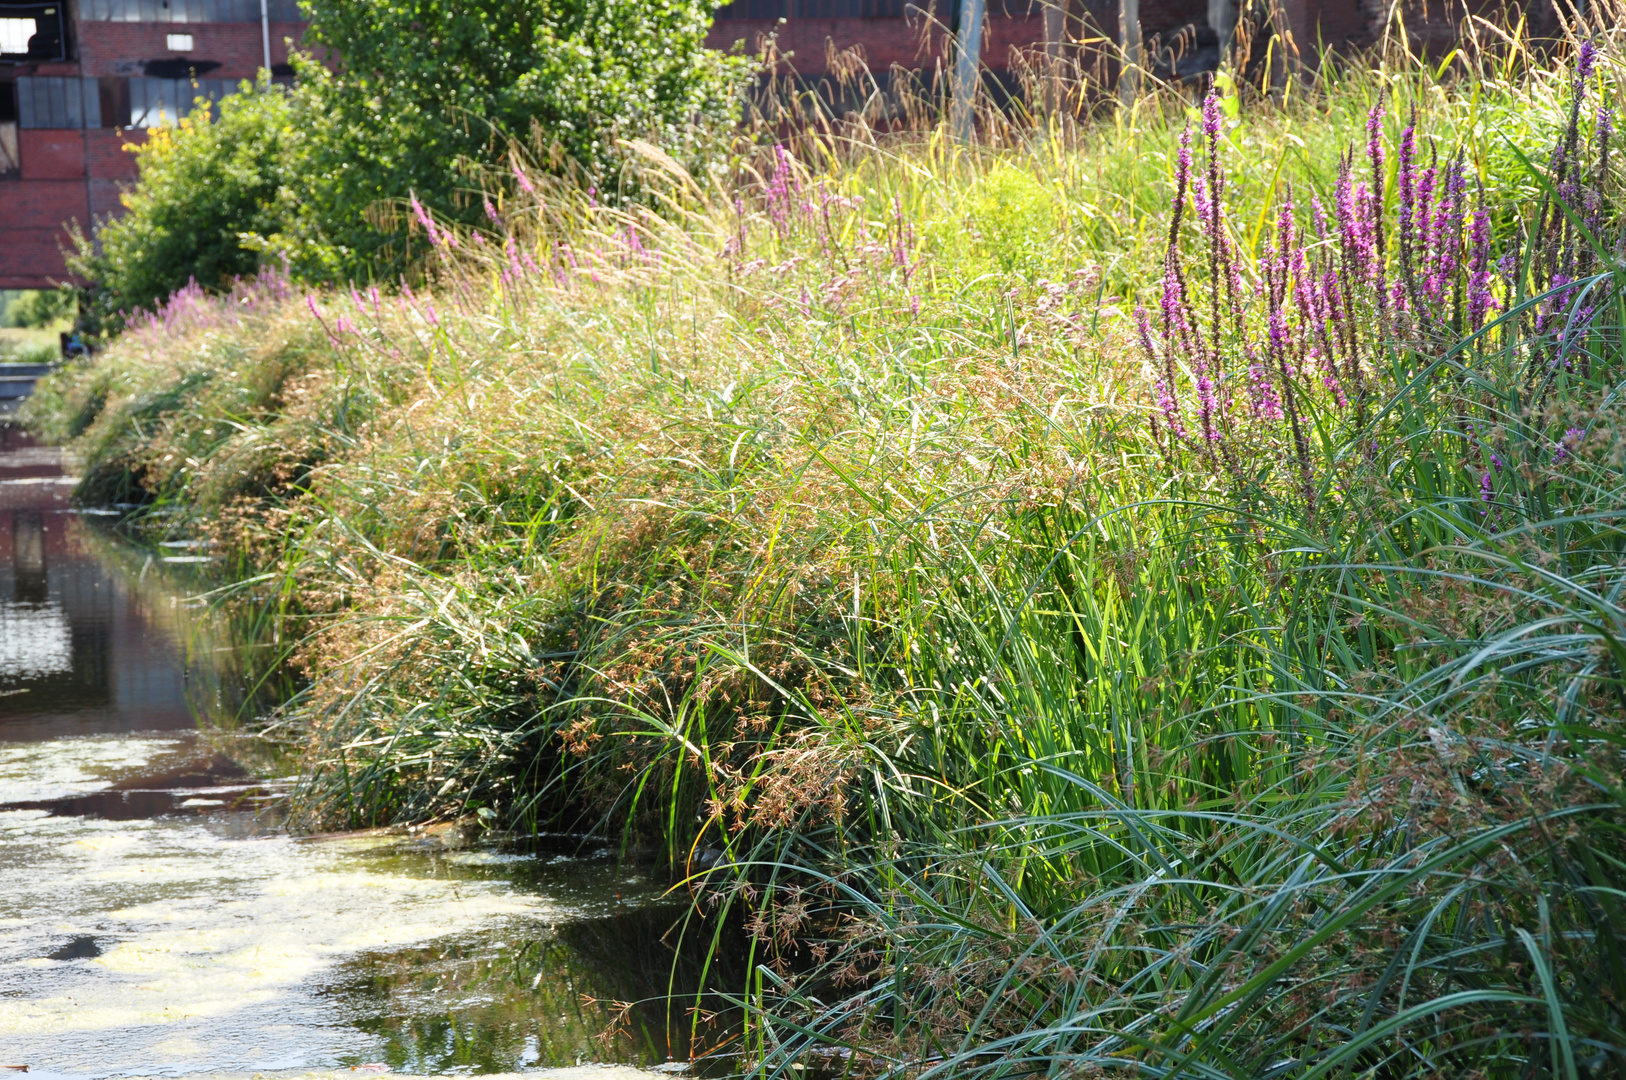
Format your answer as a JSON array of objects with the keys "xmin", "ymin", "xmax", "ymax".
[{"xmin": 21, "ymin": 12, "xmax": 1626, "ymax": 1075}]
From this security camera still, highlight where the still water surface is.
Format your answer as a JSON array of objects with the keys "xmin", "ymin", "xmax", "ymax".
[{"xmin": 0, "ymin": 426, "xmax": 715, "ymax": 1079}]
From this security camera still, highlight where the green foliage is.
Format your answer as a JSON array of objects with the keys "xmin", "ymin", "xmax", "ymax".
[
  {"xmin": 3, "ymin": 288, "xmax": 76, "ymax": 328},
  {"xmin": 958, "ymin": 163, "xmax": 1060, "ymax": 275},
  {"xmin": 271, "ymin": 0, "xmax": 749, "ymax": 275},
  {"xmin": 71, "ymin": 1, "xmax": 747, "ymax": 312},
  {"xmin": 68, "ymin": 83, "xmax": 300, "ymax": 333}
]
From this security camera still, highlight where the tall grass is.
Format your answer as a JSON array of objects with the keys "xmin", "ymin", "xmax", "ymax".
[{"xmin": 21, "ymin": 9, "xmax": 1626, "ymax": 1074}]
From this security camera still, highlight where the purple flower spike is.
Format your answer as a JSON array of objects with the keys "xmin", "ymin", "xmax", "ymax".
[
  {"xmin": 1202, "ymin": 91, "xmax": 1222, "ymax": 139},
  {"xmin": 1577, "ymin": 40, "xmax": 1598, "ymax": 80}
]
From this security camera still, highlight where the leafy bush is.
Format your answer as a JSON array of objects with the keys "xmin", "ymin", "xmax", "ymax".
[
  {"xmin": 69, "ymin": 0, "xmax": 751, "ymax": 312},
  {"xmin": 279, "ymin": 0, "xmax": 749, "ymax": 276},
  {"xmin": 3, "ymin": 287, "xmax": 76, "ymax": 328},
  {"xmin": 68, "ymin": 83, "xmax": 300, "ymax": 334}
]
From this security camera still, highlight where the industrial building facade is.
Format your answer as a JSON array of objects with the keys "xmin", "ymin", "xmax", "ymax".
[
  {"xmin": 0, "ymin": 0, "xmax": 302, "ymax": 289},
  {"xmin": 0, "ymin": 1, "xmax": 1480, "ymax": 290}
]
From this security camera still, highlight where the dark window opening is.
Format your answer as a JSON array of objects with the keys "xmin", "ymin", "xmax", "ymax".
[
  {"xmin": 98, "ymin": 76, "xmax": 131, "ymax": 128},
  {"xmin": 0, "ymin": 3, "xmax": 69, "ymax": 62},
  {"xmin": 0, "ymin": 81, "xmax": 16, "ymax": 176},
  {"xmin": 142, "ymin": 57, "xmax": 222, "ymax": 79}
]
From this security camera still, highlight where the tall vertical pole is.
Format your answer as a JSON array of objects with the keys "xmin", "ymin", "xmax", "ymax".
[
  {"xmin": 1043, "ymin": 0, "xmax": 1065, "ymax": 114},
  {"xmin": 260, "ymin": 0, "xmax": 272, "ymax": 77},
  {"xmin": 952, "ymin": 0, "xmax": 985, "ymax": 143},
  {"xmin": 1118, "ymin": 0, "xmax": 1140, "ymax": 104}
]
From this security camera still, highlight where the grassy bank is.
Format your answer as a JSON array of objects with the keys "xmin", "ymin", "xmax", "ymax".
[{"xmin": 25, "ymin": 23, "xmax": 1626, "ymax": 1078}]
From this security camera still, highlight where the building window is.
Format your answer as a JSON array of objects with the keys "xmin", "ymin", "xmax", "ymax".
[
  {"xmin": 79, "ymin": 0, "xmax": 302, "ymax": 23},
  {"xmin": 130, "ymin": 76, "xmax": 233, "ymax": 127},
  {"xmin": 0, "ymin": 80, "xmax": 17, "ymax": 177},
  {"xmin": 165, "ymin": 31, "xmax": 193, "ymax": 50},
  {"xmin": 0, "ymin": 3, "xmax": 69, "ymax": 62},
  {"xmin": 17, "ymin": 76, "xmax": 101, "ymax": 129}
]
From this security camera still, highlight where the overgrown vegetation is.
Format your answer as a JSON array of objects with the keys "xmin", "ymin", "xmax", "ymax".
[
  {"xmin": 67, "ymin": 0, "xmax": 747, "ymax": 324},
  {"xmin": 23, "ymin": 9, "xmax": 1626, "ymax": 1078}
]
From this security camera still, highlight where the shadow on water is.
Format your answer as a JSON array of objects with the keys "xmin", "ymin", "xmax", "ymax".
[{"xmin": 0, "ymin": 422, "xmax": 748, "ymax": 1078}]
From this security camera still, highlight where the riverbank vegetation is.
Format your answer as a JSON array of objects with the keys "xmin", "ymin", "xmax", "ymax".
[{"xmin": 24, "ymin": 10, "xmax": 1626, "ymax": 1077}]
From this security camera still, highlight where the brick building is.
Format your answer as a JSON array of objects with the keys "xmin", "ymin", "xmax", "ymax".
[
  {"xmin": 0, "ymin": 1, "xmax": 1543, "ymax": 290},
  {"xmin": 0, "ymin": 0, "xmax": 302, "ymax": 288}
]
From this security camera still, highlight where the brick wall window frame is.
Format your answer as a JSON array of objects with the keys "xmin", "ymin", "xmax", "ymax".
[
  {"xmin": 0, "ymin": 2, "xmax": 71, "ymax": 62},
  {"xmin": 17, "ymin": 76, "xmax": 101, "ymax": 128},
  {"xmin": 79, "ymin": 0, "xmax": 301, "ymax": 22}
]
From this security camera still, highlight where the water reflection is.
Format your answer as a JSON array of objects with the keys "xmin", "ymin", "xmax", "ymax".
[
  {"xmin": 0, "ymin": 427, "xmax": 193, "ymax": 740},
  {"xmin": 0, "ymin": 425, "xmax": 742, "ymax": 1078}
]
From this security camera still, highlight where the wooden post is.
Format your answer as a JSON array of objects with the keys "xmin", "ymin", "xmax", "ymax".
[
  {"xmin": 952, "ymin": 0, "xmax": 985, "ymax": 142},
  {"xmin": 1118, "ymin": 0, "xmax": 1141, "ymax": 104}
]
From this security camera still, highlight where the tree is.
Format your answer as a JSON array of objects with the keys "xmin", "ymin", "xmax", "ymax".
[{"xmin": 282, "ymin": 0, "xmax": 749, "ymax": 274}]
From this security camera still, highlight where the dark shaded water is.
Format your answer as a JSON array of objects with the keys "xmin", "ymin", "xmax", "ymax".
[{"xmin": 0, "ymin": 426, "xmax": 730, "ymax": 1079}]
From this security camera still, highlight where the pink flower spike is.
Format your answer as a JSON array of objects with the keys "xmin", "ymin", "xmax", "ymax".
[{"xmin": 513, "ymin": 165, "xmax": 535, "ymax": 194}]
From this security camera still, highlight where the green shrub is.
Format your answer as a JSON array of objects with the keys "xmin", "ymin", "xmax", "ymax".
[
  {"xmin": 68, "ymin": 83, "xmax": 300, "ymax": 335},
  {"xmin": 4, "ymin": 288, "xmax": 76, "ymax": 328},
  {"xmin": 276, "ymin": 0, "xmax": 750, "ymax": 276}
]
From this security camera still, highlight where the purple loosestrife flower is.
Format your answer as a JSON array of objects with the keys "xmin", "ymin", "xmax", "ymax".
[
  {"xmin": 512, "ymin": 165, "xmax": 535, "ymax": 194},
  {"xmin": 1135, "ymin": 303, "xmax": 1156, "ymax": 357},
  {"xmin": 1196, "ymin": 369, "xmax": 1221, "ymax": 441},
  {"xmin": 1398, "ymin": 118, "xmax": 1418, "ymax": 300},
  {"xmin": 1577, "ymin": 40, "xmax": 1598, "ymax": 80},
  {"xmin": 423, "ymin": 303, "xmax": 438, "ymax": 327},
  {"xmin": 1480, "ymin": 470, "xmax": 1494, "ymax": 503},
  {"xmin": 1366, "ymin": 104, "xmax": 1390, "ymax": 316},
  {"xmin": 484, "ymin": 197, "xmax": 502, "ymax": 225},
  {"xmin": 409, "ymin": 194, "xmax": 440, "ymax": 246},
  {"xmin": 1175, "ymin": 125, "xmax": 1194, "ymax": 217}
]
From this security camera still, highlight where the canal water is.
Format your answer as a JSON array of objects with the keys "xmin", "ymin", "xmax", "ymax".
[{"xmin": 0, "ymin": 426, "xmax": 726, "ymax": 1079}]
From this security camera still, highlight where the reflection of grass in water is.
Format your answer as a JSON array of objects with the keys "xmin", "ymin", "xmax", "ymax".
[
  {"xmin": 69, "ymin": 514, "xmax": 302, "ymax": 769},
  {"xmin": 327, "ymin": 906, "xmax": 745, "ymax": 1072}
]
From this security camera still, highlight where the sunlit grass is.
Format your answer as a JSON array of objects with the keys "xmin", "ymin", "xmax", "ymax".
[{"xmin": 21, "ymin": 11, "xmax": 1626, "ymax": 1075}]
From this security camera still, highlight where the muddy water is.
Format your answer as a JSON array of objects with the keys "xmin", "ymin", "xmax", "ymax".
[{"xmin": 0, "ymin": 427, "xmax": 724, "ymax": 1079}]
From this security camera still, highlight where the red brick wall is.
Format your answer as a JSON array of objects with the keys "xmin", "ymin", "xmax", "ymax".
[
  {"xmin": 77, "ymin": 21, "xmax": 307, "ymax": 79},
  {"xmin": 19, "ymin": 130, "xmax": 87, "ymax": 180},
  {"xmin": 0, "ymin": 186, "xmax": 82, "ymax": 287},
  {"xmin": 85, "ymin": 128, "xmax": 143, "ymax": 181},
  {"xmin": 0, "ymin": 178, "xmax": 90, "ymax": 223}
]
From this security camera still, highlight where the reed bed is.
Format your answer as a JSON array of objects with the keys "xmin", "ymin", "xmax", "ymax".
[{"xmin": 23, "ymin": 13, "xmax": 1626, "ymax": 1076}]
